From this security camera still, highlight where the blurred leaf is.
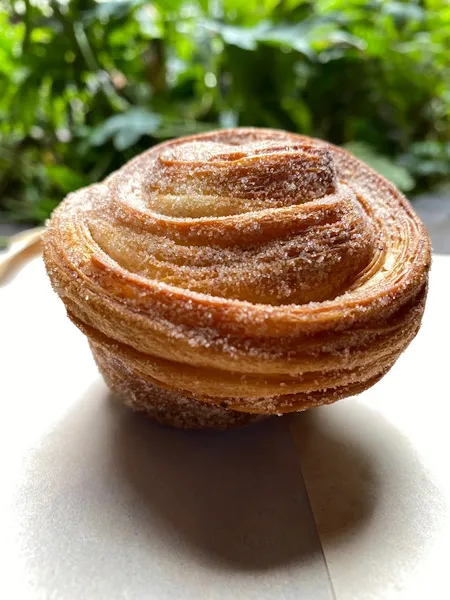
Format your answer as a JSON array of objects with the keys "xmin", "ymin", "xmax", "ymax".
[
  {"xmin": 400, "ymin": 141, "xmax": 450, "ymax": 178},
  {"xmin": 344, "ymin": 142, "xmax": 415, "ymax": 191},
  {"xmin": 204, "ymin": 21, "xmax": 267, "ymax": 51},
  {"xmin": 204, "ymin": 18, "xmax": 366, "ymax": 58},
  {"xmin": 45, "ymin": 164, "xmax": 89, "ymax": 193},
  {"xmin": 151, "ymin": 119, "xmax": 213, "ymax": 139},
  {"xmin": 382, "ymin": 2, "xmax": 424, "ymax": 23},
  {"xmin": 90, "ymin": 108, "xmax": 162, "ymax": 149},
  {"xmin": 84, "ymin": 0, "xmax": 144, "ymax": 23},
  {"xmin": 256, "ymin": 23, "xmax": 315, "ymax": 56},
  {"xmin": 135, "ymin": 5, "xmax": 164, "ymax": 38}
]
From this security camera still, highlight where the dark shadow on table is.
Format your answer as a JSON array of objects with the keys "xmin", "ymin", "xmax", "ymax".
[
  {"xmin": 18, "ymin": 381, "xmax": 441, "ymax": 596},
  {"xmin": 289, "ymin": 399, "xmax": 444, "ymax": 597},
  {"xmin": 108, "ymin": 396, "xmax": 323, "ymax": 571},
  {"xmin": 19, "ymin": 384, "xmax": 378, "ymax": 573}
]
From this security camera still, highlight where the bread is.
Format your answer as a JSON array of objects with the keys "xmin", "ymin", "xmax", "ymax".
[{"xmin": 43, "ymin": 128, "xmax": 431, "ymax": 429}]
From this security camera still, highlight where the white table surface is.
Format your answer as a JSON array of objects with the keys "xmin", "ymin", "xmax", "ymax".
[{"xmin": 1, "ymin": 254, "xmax": 449, "ymax": 599}]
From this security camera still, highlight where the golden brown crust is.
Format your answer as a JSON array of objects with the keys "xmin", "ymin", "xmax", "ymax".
[
  {"xmin": 43, "ymin": 128, "xmax": 431, "ymax": 428},
  {"xmin": 91, "ymin": 340, "xmax": 265, "ymax": 429}
]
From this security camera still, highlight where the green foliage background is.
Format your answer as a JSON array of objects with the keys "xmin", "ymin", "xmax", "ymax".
[{"xmin": 1, "ymin": 0, "xmax": 449, "ymax": 224}]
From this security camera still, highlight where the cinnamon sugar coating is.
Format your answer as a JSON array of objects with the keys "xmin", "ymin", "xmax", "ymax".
[{"xmin": 43, "ymin": 128, "xmax": 431, "ymax": 428}]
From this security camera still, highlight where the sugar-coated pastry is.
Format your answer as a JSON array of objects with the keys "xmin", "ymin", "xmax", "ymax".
[{"xmin": 43, "ymin": 128, "xmax": 431, "ymax": 429}]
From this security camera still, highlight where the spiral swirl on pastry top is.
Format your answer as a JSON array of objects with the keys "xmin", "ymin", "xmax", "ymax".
[{"xmin": 43, "ymin": 128, "xmax": 431, "ymax": 416}]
